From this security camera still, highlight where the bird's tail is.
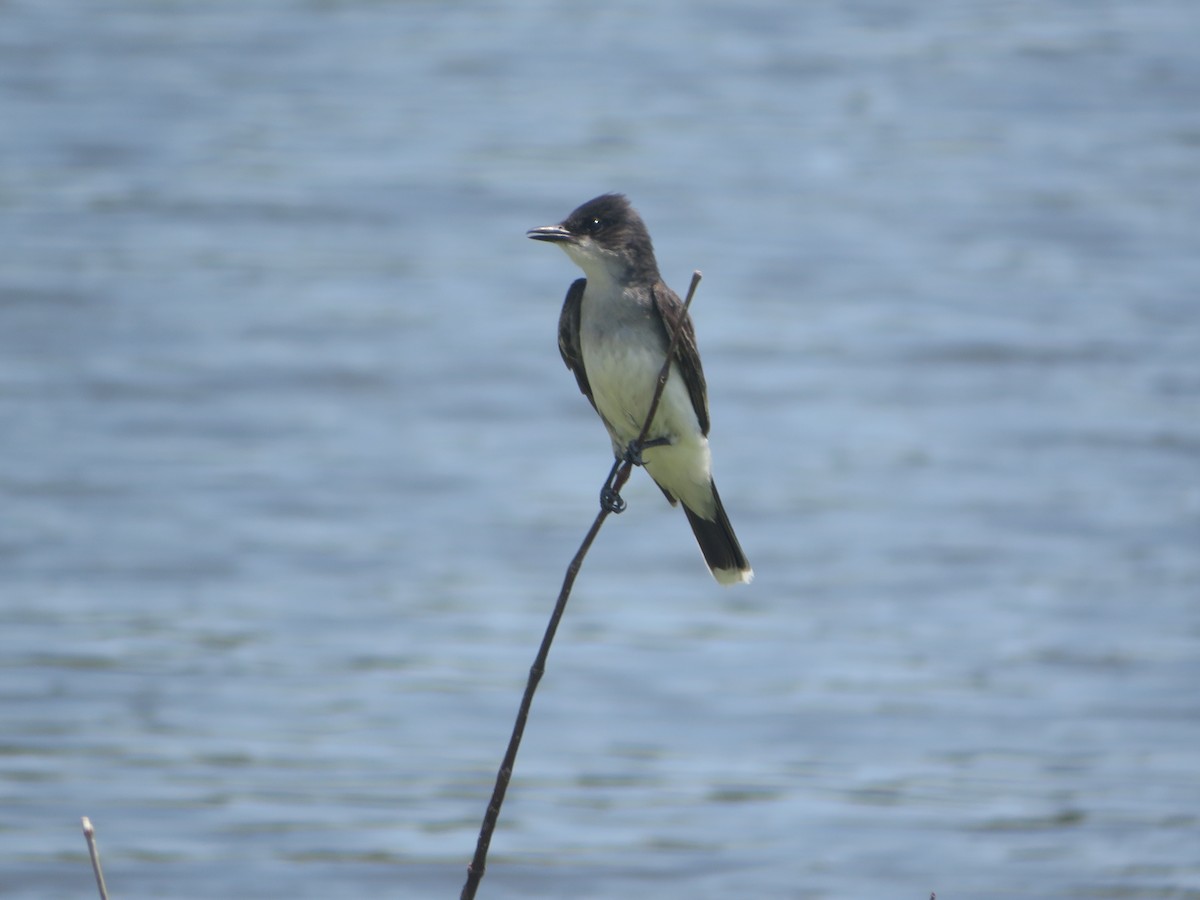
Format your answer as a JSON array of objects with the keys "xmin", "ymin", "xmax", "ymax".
[{"xmin": 683, "ymin": 480, "xmax": 752, "ymax": 585}]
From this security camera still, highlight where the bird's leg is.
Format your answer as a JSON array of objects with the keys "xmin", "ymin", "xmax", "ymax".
[
  {"xmin": 598, "ymin": 437, "xmax": 671, "ymax": 513},
  {"xmin": 595, "ymin": 439, "xmax": 672, "ymax": 513},
  {"xmin": 623, "ymin": 436, "xmax": 671, "ymax": 467}
]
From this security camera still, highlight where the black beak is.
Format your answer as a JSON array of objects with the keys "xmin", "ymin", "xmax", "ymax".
[{"xmin": 526, "ymin": 225, "xmax": 574, "ymax": 243}]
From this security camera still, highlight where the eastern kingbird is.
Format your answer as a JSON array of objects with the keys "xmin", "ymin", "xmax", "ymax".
[{"xmin": 528, "ymin": 193, "xmax": 752, "ymax": 585}]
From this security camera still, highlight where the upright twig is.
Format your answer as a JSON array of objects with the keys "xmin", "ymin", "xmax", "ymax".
[
  {"xmin": 81, "ymin": 817, "xmax": 110, "ymax": 900},
  {"xmin": 634, "ymin": 270, "xmax": 703, "ymax": 451},
  {"xmin": 460, "ymin": 271, "xmax": 702, "ymax": 900}
]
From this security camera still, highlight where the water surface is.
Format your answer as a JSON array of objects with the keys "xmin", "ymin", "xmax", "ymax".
[{"xmin": 2, "ymin": 2, "xmax": 1198, "ymax": 898}]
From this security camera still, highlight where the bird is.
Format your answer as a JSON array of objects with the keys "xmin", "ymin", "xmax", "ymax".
[{"xmin": 527, "ymin": 193, "xmax": 752, "ymax": 585}]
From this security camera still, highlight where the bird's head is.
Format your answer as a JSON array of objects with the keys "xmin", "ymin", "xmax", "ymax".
[{"xmin": 527, "ymin": 193, "xmax": 660, "ymax": 283}]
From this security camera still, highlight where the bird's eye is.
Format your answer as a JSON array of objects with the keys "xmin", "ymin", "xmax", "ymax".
[{"xmin": 585, "ymin": 216, "xmax": 605, "ymax": 234}]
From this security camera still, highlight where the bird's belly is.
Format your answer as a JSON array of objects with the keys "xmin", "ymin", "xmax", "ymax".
[
  {"xmin": 582, "ymin": 334, "xmax": 713, "ymax": 512},
  {"xmin": 583, "ymin": 337, "xmax": 693, "ymax": 441},
  {"xmin": 587, "ymin": 345, "xmax": 656, "ymax": 438}
]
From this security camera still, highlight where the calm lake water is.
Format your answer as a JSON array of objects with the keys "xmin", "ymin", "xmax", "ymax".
[{"xmin": 2, "ymin": 1, "xmax": 1198, "ymax": 898}]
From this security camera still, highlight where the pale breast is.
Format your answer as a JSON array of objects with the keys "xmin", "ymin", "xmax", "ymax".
[{"xmin": 579, "ymin": 282, "xmax": 703, "ymax": 446}]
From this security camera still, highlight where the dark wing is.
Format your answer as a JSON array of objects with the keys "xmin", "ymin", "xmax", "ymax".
[
  {"xmin": 651, "ymin": 280, "xmax": 710, "ymax": 435},
  {"xmin": 557, "ymin": 278, "xmax": 596, "ymax": 411}
]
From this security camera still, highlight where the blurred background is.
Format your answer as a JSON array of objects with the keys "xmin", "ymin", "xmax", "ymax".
[{"xmin": 2, "ymin": 1, "xmax": 1198, "ymax": 898}]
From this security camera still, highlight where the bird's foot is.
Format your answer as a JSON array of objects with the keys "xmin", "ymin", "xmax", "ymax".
[
  {"xmin": 598, "ymin": 456, "xmax": 628, "ymax": 514},
  {"xmin": 599, "ymin": 486, "xmax": 627, "ymax": 514}
]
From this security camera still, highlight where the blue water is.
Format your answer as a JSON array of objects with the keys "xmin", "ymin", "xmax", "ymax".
[{"xmin": 2, "ymin": 2, "xmax": 1198, "ymax": 898}]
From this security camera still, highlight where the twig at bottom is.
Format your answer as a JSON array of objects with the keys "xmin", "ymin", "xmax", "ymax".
[
  {"xmin": 81, "ymin": 817, "xmax": 110, "ymax": 900},
  {"xmin": 458, "ymin": 483, "xmax": 626, "ymax": 900}
]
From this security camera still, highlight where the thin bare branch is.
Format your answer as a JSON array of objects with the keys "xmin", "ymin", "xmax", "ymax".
[{"xmin": 459, "ymin": 272, "xmax": 702, "ymax": 900}]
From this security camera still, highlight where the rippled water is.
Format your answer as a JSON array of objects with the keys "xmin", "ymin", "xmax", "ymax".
[{"xmin": 2, "ymin": 2, "xmax": 1198, "ymax": 898}]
